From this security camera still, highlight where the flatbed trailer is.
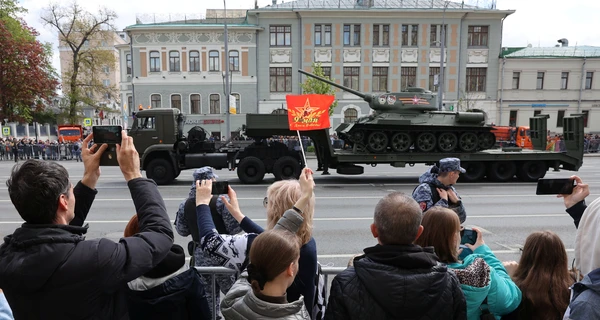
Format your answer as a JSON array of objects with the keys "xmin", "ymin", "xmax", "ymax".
[{"xmin": 242, "ymin": 113, "xmax": 583, "ymax": 182}]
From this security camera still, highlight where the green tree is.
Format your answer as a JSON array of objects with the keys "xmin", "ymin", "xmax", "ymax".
[
  {"xmin": 300, "ymin": 62, "xmax": 338, "ymax": 116},
  {"xmin": 0, "ymin": 3, "xmax": 59, "ymax": 123},
  {"xmin": 41, "ymin": 1, "xmax": 118, "ymax": 124}
]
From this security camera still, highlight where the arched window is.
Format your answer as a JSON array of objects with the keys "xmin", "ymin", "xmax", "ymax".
[
  {"xmin": 209, "ymin": 51, "xmax": 219, "ymax": 72},
  {"xmin": 344, "ymin": 108, "xmax": 358, "ymax": 123},
  {"xmin": 210, "ymin": 94, "xmax": 220, "ymax": 114},
  {"xmin": 190, "ymin": 94, "xmax": 201, "ymax": 114},
  {"xmin": 150, "ymin": 94, "xmax": 161, "ymax": 108},
  {"xmin": 169, "ymin": 51, "xmax": 180, "ymax": 72},
  {"xmin": 171, "ymin": 94, "xmax": 181, "ymax": 111},
  {"xmin": 189, "ymin": 51, "xmax": 200, "ymax": 72}
]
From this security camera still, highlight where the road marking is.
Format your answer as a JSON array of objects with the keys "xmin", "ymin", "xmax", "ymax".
[{"xmin": 0, "ymin": 214, "xmax": 572, "ymax": 225}]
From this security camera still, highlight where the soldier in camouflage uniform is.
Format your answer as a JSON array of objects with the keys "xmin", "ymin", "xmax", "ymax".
[
  {"xmin": 174, "ymin": 167, "xmax": 242, "ymax": 318},
  {"xmin": 412, "ymin": 157, "xmax": 467, "ymax": 223}
]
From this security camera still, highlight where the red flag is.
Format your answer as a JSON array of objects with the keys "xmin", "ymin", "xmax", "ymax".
[
  {"xmin": 286, "ymin": 94, "xmax": 334, "ymax": 131},
  {"xmin": 99, "ymin": 110, "xmax": 104, "ymax": 120}
]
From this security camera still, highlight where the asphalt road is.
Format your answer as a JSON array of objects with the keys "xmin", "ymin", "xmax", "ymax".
[{"xmin": 1, "ymin": 156, "xmax": 599, "ymax": 268}]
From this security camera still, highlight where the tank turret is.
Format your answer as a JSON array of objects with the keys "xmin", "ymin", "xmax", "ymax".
[{"xmin": 298, "ymin": 70, "xmax": 495, "ymax": 153}]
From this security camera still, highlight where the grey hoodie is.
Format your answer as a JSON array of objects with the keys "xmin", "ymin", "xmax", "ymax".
[{"xmin": 221, "ymin": 276, "xmax": 310, "ymax": 320}]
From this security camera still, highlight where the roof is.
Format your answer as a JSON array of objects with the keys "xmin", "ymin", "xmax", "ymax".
[
  {"xmin": 128, "ymin": 13, "xmax": 254, "ymax": 28},
  {"xmin": 258, "ymin": 0, "xmax": 496, "ymax": 10},
  {"xmin": 502, "ymin": 46, "xmax": 600, "ymax": 59}
]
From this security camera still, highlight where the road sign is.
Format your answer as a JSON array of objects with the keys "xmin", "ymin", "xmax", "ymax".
[
  {"xmin": 2, "ymin": 127, "xmax": 9, "ymax": 136},
  {"xmin": 84, "ymin": 118, "xmax": 92, "ymax": 126}
]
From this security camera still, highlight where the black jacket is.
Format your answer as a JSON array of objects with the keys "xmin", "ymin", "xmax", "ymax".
[
  {"xmin": 127, "ymin": 266, "xmax": 211, "ymax": 320},
  {"xmin": 324, "ymin": 244, "xmax": 466, "ymax": 320},
  {"xmin": 0, "ymin": 178, "xmax": 174, "ymax": 320}
]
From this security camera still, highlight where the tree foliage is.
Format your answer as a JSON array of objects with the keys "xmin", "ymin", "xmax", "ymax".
[
  {"xmin": 41, "ymin": 1, "xmax": 118, "ymax": 124},
  {"xmin": 0, "ymin": 9, "xmax": 59, "ymax": 123},
  {"xmin": 300, "ymin": 62, "xmax": 338, "ymax": 116}
]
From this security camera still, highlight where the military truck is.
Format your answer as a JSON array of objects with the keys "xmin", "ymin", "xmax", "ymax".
[
  {"xmin": 129, "ymin": 108, "xmax": 583, "ymax": 185},
  {"xmin": 129, "ymin": 108, "xmax": 303, "ymax": 185}
]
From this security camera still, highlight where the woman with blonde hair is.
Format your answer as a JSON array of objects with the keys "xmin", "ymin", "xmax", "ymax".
[
  {"xmin": 221, "ymin": 229, "xmax": 310, "ymax": 319},
  {"xmin": 415, "ymin": 207, "xmax": 521, "ymax": 319},
  {"xmin": 194, "ymin": 168, "xmax": 317, "ymax": 314},
  {"xmin": 502, "ymin": 231, "xmax": 573, "ymax": 319}
]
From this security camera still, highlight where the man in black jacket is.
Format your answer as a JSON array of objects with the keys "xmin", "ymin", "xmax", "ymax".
[
  {"xmin": 325, "ymin": 192, "xmax": 466, "ymax": 320},
  {"xmin": 0, "ymin": 131, "xmax": 174, "ymax": 320}
]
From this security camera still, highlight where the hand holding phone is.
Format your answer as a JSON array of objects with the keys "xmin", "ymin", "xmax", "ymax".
[
  {"xmin": 211, "ymin": 181, "xmax": 229, "ymax": 195},
  {"xmin": 93, "ymin": 126, "xmax": 123, "ymax": 144},
  {"xmin": 536, "ymin": 178, "xmax": 575, "ymax": 195},
  {"xmin": 460, "ymin": 228, "xmax": 477, "ymax": 245}
]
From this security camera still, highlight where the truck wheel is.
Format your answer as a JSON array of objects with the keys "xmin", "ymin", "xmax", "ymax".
[
  {"xmin": 516, "ymin": 161, "xmax": 547, "ymax": 182},
  {"xmin": 146, "ymin": 158, "xmax": 175, "ymax": 185},
  {"xmin": 237, "ymin": 156, "xmax": 266, "ymax": 184},
  {"xmin": 273, "ymin": 156, "xmax": 301, "ymax": 181},
  {"xmin": 459, "ymin": 161, "xmax": 486, "ymax": 182},
  {"xmin": 488, "ymin": 161, "xmax": 516, "ymax": 182}
]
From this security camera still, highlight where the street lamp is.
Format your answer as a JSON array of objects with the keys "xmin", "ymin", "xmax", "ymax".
[
  {"xmin": 437, "ymin": 1, "xmax": 450, "ymax": 111},
  {"xmin": 223, "ymin": 0, "xmax": 232, "ymax": 141}
]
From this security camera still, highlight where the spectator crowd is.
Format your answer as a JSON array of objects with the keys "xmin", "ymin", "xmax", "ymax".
[
  {"xmin": 0, "ymin": 135, "xmax": 599, "ymax": 320},
  {"xmin": 0, "ymin": 137, "xmax": 83, "ymax": 162}
]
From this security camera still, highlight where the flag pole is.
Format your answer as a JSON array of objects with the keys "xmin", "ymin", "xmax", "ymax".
[{"xmin": 296, "ymin": 130, "xmax": 307, "ymax": 167}]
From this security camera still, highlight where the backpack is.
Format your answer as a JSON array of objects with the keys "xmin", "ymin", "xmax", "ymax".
[
  {"xmin": 312, "ymin": 262, "xmax": 327, "ymax": 320},
  {"xmin": 183, "ymin": 195, "xmax": 228, "ymax": 266}
]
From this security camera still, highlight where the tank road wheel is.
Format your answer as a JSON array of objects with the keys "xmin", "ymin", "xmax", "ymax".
[
  {"xmin": 273, "ymin": 156, "xmax": 301, "ymax": 181},
  {"xmin": 516, "ymin": 160, "xmax": 547, "ymax": 182},
  {"xmin": 237, "ymin": 156, "xmax": 266, "ymax": 184},
  {"xmin": 146, "ymin": 158, "xmax": 175, "ymax": 185},
  {"xmin": 478, "ymin": 132, "xmax": 496, "ymax": 150},
  {"xmin": 488, "ymin": 161, "xmax": 517, "ymax": 182},
  {"xmin": 438, "ymin": 132, "xmax": 458, "ymax": 152},
  {"xmin": 349, "ymin": 130, "xmax": 365, "ymax": 143},
  {"xmin": 459, "ymin": 132, "xmax": 478, "ymax": 152},
  {"xmin": 416, "ymin": 132, "xmax": 436, "ymax": 152},
  {"xmin": 459, "ymin": 161, "xmax": 486, "ymax": 182},
  {"xmin": 390, "ymin": 132, "xmax": 412, "ymax": 152},
  {"xmin": 367, "ymin": 131, "xmax": 389, "ymax": 153}
]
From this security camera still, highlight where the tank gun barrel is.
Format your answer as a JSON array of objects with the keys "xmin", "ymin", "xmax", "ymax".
[{"xmin": 298, "ymin": 69, "xmax": 370, "ymax": 102}]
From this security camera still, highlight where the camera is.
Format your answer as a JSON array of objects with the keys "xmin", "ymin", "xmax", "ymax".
[
  {"xmin": 211, "ymin": 181, "xmax": 229, "ymax": 195},
  {"xmin": 93, "ymin": 126, "xmax": 122, "ymax": 144}
]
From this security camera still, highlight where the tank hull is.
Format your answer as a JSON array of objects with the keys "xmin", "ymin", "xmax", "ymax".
[{"xmin": 336, "ymin": 111, "xmax": 495, "ymax": 153}]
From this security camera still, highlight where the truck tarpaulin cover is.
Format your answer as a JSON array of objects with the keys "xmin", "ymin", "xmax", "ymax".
[{"xmin": 286, "ymin": 94, "xmax": 334, "ymax": 131}]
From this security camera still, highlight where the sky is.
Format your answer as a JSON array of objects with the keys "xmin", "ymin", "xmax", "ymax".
[{"xmin": 16, "ymin": 0, "xmax": 600, "ymax": 79}]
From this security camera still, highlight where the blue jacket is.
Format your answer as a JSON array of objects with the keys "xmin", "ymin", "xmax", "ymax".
[
  {"xmin": 565, "ymin": 268, "xmax": 600, "ymax": 319},
  {"xmin": 448, "ymin": 245, "xmax": 521, "ymax": 320}
]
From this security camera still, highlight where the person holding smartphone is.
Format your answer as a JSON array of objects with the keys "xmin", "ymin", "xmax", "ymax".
[
  {"xmin": 415, "ymin": 207, "xmax": 522, "ymax": 319},
  {"xmin": 558, "ymin": 176, "xmax": 600, "ymax": 319}
]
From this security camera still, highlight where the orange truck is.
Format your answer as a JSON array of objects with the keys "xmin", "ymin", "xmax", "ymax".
[
  {"xmin": 58, "ymin": 125, "xmax": 83, "ymax": 143},
  {"xmin": 491, "ymin": 126, "xmax": 533, "ymax": 149}
]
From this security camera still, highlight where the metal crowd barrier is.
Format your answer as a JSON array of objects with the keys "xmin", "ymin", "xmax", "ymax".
[
  {"xmin": 584, "ymin": 139, "xmax": 600, "ymax": 153},
  {"xmin": 195, "ymin": 266, "xmax": 346, "ymax": 320}
]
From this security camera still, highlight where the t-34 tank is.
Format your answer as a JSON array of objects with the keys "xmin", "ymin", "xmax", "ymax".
[{"xmin": 298, "ymin": 70, "xmax": 496, "ymax": 153}]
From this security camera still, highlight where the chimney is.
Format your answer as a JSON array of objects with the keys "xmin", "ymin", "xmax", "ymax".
[
  {"xmin": 272, "ymin": 0, "xmax": 277, "ymax": 5},
  {"xmin": 558, "ymin": 38, "xmax": 569, "ymax": 47}
]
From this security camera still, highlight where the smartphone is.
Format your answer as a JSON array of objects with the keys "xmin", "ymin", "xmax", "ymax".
[
  {"xmin": 211, "ymin": 181, "xmax": 229, "ymax": 195},
  {"xmin": 536, "ymin": 178, "xmax": 575, "ymax": 195},
  {"xmin": 93, "ymin": 126, "xmax": 122, "ymax": 144},
  {"xmin": 99, "ymin": 144, "xmax": 119, "ymax": 166},
  {"xmin": 460, "ymin": 228, "xmax": 477, "ymax": 245}
]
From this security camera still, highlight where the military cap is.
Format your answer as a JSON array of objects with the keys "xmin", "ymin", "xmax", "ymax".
[{"xmin": 438, "ymin": 157, "xmax": 466, "ymax": 173}]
